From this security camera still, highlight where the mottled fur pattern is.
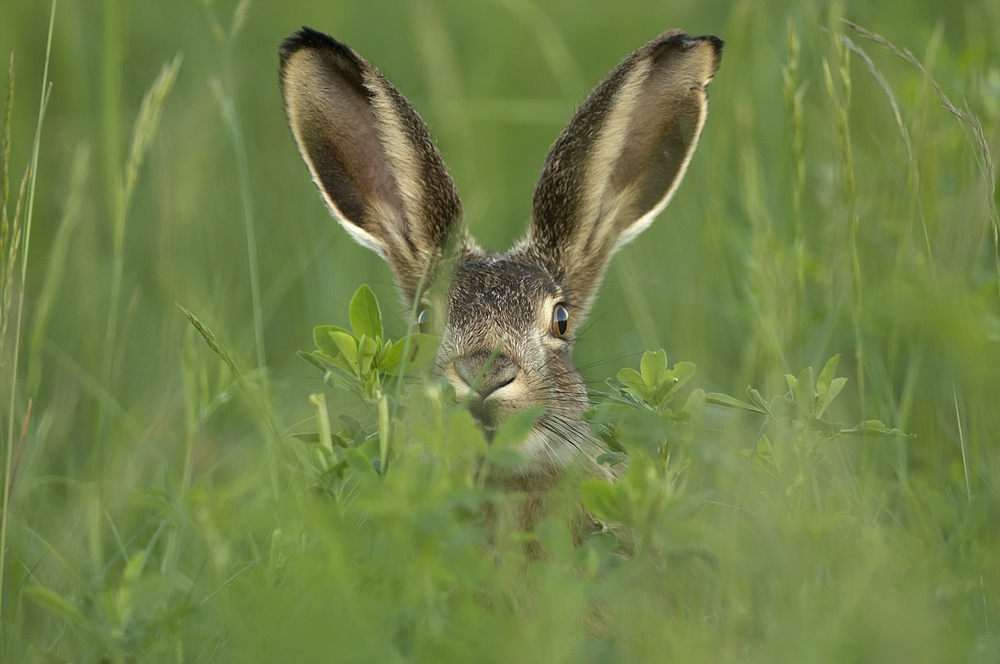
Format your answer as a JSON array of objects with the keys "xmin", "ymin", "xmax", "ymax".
[{"xmin": 280, "ymin": 27, "xmax": 722, "ymax": 484}]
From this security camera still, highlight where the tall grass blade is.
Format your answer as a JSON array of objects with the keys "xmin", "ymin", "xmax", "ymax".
[
  {"xmin": 178, "ymin": 304, "xmax": 287, "ymax": 493},
  {"xmin": 101, "ymin": 0, "xmax": 123, "ymax": 223},
  {"xmin": 1, "ymin": 0, "xmax": 57, "ymax": 626},
  {"xmin": 209, "ymin": 2, "xmax": 265, "ymax": 373},
  {"xmin": 844, "ymin": 20, "xmax": 1000, "ymax": 307},
  {"xmin": 27, "ymin": 143, "xmax": 88, "ymax": 395},
  {"xmin": 1, "ymin": 54, "xmax": 11, "ymax": 231},
  {"xmin": 952, "ymin": 382, "xmax": 971, "ymax": 503},
  {"xmin": 100, "ymin": 54, "xmax": 181, "ymax": 445},
  {"xmin": 836, "ymin": 32, "xmax": 937, "ymax": 379},
  {"xmin": 106, "ymin": 55, "xmax": 181, "ymax": 324},
  {"xmin": 782, "ymin": 20, "xmax": 807, "ymax": 295},
  {"xmin": 0, "ymin": 170, "xmax": 28, "ymax": 361},
  {"xmin": 824, "ymin": 24, "xmax": 866, "ymax": 412},
  {"xmin": 177, "ymin": 304, "xmax": 245, "ymax": 390},
  {"xmin": 1, "ymin": 400, "xmax": 32, "ymax": 521}
]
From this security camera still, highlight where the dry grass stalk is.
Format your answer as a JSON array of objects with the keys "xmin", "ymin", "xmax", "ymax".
[{"xmin": 844, "ymin": 20, "xmax": 1000, "ymax": 305}]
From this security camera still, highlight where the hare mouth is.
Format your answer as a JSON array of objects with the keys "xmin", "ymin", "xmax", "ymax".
[{"xmin": 465, "ymin": 392, "xmax": 514, "ymax": 435}]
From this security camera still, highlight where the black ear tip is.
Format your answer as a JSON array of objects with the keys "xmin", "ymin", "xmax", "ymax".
[
  {"xmin": 279, "ymin": 26, "xmax": 354, "ymax": 64},
  {"xmin": 671, "ymin": 33, "xmax": 723, "ymax": 56},
  {"xmin": 696, "ymin": 34, "xmax": 724, "ymax": 71},
  {"xmin": 649, "ymin": 31, "xmax": 724, "ymax": 71},
  {"xmin": 701, "ymin": 35, "xmax": 724, "ymax": 54}
]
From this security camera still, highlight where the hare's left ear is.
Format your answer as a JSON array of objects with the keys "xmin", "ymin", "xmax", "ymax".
[
  {"xmin": 279, "ymin": 28, "xmax": 464, "ymax": 302},
  {"xmin": 522, "ymin": 31, "xmax": 722, "ymax": 318}
]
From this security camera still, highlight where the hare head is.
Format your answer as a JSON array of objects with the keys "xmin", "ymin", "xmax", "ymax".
[{"xmin": 280, "ymin": 27, "xmax": 722, "ymax": 479}]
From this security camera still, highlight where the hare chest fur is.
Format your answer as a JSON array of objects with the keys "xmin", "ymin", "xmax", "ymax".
[{"xmin": 279, "ymin": 26, "xmax": 722, "ymax": 478}]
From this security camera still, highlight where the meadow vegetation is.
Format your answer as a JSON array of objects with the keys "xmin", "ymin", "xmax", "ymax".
[{"xmin": 0, "ymin": 0, "xmax": 998, "ymax": 661}]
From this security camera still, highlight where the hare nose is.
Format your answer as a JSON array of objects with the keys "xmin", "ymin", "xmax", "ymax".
[{"xmin": 454, "ymin": 352, "xmax": 518, "ymax": 397}]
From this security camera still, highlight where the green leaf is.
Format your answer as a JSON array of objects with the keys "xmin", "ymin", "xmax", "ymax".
[
  {"xmin": 810, "ymin": 417, "xmax": 845, "ymax": 438},
  {"xmin": 344, "ymin": 447, "xmax": 379, "ymax": 479},
  {"xmin": 492, "ymin": 407, "xmax": 544, "ymax": 451},
  {"xmin": 796, "ymin": 366, "xmax": 815, "ymax": 418},
  {"xmin": 816, "ymin": 354, "xmax": 840, "ymax": 396},
  {"xmin": 323, "ymin": 368, "xmax": 355, "ymax": 392},
  {"xmin": 705, "ymin": 392, "xmax": 767, "ymax": 415},
  {"xmin": 487, "ymin": 448, "xmax": 527, "ymax": 469},
  {"xmin": 579, "ymin": 479, "xmax": 630, "ymax": 524},
  {"xmin": 25, "ymin": 586, "xmax": 84, "ymax": 625},
  {"xmin": 596, "ymin": 452, "xmax": 628, "ymax": 467},
  {"xmin": 349, "ymin": 284, "xmax": 383, "ymax": 341},
  {"xmin": 388, "ymin": 334, "xmax": 439, "ymax": 375},
  {"xmin": 742, "ymin": 434, "xmax": 780, "ymax": 480},
  {"xmin": 380, "ymin": 339, "xmax": 405, "ymax": 374},
  {"xmin": 640, "ymin": 349, "xmax": 667, "ymax": 389},
  {"xmin": 747, "ymin": 387, "xmax": 771, "ymax": 416},
  {"xmin": 816, "ymin": 377, "xmax": 847, "ymax": 417},
  {"xmin": 667, "ymin": 361, "xmax": 695, "ymax": 387},
  {"xmin": 313, "ymin": 325, "xmax": 351, "ymax": 357},
  {"xmin": 298, "ymin": 350, "xmax": 328, "ymax": 372},
  {"xmin": 122, "ymin": 551, "xmax": 146, "ymax": 583},
  {"xmin": 660, "ymin": 361, "xmax": 695, "ymax": 400},
  {"xmin": 358, "ymin": 334, "xmax": 378, "ymax": 377},
  {"xmin": 330, "ymin": 330, "xmax": 359, "ymax": 375},
  {"xmin": 306, "ymin": 347, "xmax": 357, "ymax": 377},
  {"xmin": 615, "ymin": 409, "xmax": 672, "ymax": 452},
  {"xmin": 617, "ymin": 367, "xmax": 650, "ymax": 400},
  {"xmin": 292, "ymin": 431, "xmax": 321, "ymax": 444},
  {"xmin": 442, "ymin": 408, "xmax": 488, "ymax": 458},
  {"xmin": 681, "ymin": 387, "xmax": 705, "ymax": 414},
  {"xmin": 330, "ymin": 355, "xmax": 358, "ymax": 377},
  {"xmin": 759, "ymin": 434, "xmax": 775, "ymax": 466},
  {"xmin": 582, "ymin": 403, "xmax": 634, "ymax": 423},
  {"xmin": 769, "ymin": 394, "xmax": 798, "ymax": 420},
  {"xmin": 339, "ymin": 415, "xmax": 364, "ymax": 442},
  {"xmin": 840, "ymin": 420, "xmax": 915, "ymax": 438}
]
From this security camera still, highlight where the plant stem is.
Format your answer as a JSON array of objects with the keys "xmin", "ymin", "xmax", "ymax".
[{"xmin": 1, "ymin": 0, "xmax": 56, "ymax": 627}]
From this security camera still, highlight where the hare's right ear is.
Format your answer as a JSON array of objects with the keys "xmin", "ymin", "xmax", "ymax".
[
  {"xmin": 523, "ymin": 31, "xmax": 722, "ymax": 320},
  {"xmin": 279, "ymin": 28, "xmax": 464, "ymax": 301}
]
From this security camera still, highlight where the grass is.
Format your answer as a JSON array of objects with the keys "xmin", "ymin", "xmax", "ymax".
[
  {"xmin": 0, "ymin": 0, "xmax": 998, "ymax": 662},
  {"xmin": 0, "ymin": 0, "xmax": 55, "ymax": 631}
]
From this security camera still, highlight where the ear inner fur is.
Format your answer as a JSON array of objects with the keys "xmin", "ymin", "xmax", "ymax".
[
  {"xmin": 279, "ymin": 27, "xmax": 464, "ymax": 302},
  {"xmin": 281, "ymin": 47, "xmax": 396, "ymax": 255},
  {"xmin": 522, "ymin": 31, "xmax": 722, "ymax": 320},
  {"xmin": 612, "ymin": 36, "xmax": 719, "ymax": 244}
]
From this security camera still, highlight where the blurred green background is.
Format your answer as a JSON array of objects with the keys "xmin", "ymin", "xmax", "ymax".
[
  {"xmin": 1, "ymin": 0, "xmax": 998, "ymax": 661},
  {"xmin": 1, "ymin": 0, "xmax": 997, "ymax": 443}
]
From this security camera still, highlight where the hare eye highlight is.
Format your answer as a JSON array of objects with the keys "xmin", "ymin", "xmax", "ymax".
[
  {"xmin": 551, "ymin": 305, "xmax": 569, "ymax": 337},
  {"xmin": 417, "ymin": 308, "xmax": 431, "ymax": 333}
]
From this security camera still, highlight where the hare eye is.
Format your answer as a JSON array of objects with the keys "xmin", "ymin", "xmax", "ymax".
[
  {"xmin": 551, "ymin": 305, "xmax": 569, "ymax": 337},
  {"xmin": 417, "ymin": 308, "xmax": 431, "ymax": 333}
]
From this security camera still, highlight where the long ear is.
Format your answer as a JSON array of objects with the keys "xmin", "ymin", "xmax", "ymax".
[
  {"xmin": 279, "ymin": 27, "xmax": 464, "ymax": 302},
  {"xmin": 522, "ymin": 31, "xmax": 722, "ymax": 317}
]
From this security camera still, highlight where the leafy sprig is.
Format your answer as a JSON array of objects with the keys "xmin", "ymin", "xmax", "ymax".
[{"xmin": 298, "ymin": 285, "xmax": 438, "ymax": 401}]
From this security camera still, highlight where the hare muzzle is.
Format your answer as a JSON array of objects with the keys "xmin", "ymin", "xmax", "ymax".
[{"xmin": 453, "ymin": 351, "xmax": 519, "ymax": 423}]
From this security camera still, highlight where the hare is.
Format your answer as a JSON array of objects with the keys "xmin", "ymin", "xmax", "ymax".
[{"xmin": 280, "ymin": 27, "xmax": 722, "ymax": 486}]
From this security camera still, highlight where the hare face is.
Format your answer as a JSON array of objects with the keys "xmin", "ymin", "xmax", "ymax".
[
  {"xmin": 434, "ymin": 252, "xmax": 590, "ymax": 470},
  {"xmin": 280, "ymin": 27, "xmax": 722, "ymax": 477}
]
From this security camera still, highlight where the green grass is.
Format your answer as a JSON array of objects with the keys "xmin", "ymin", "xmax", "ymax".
[{"xmin": 0, "ymin": 0, "xmax": 998, "ymax": 662}]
